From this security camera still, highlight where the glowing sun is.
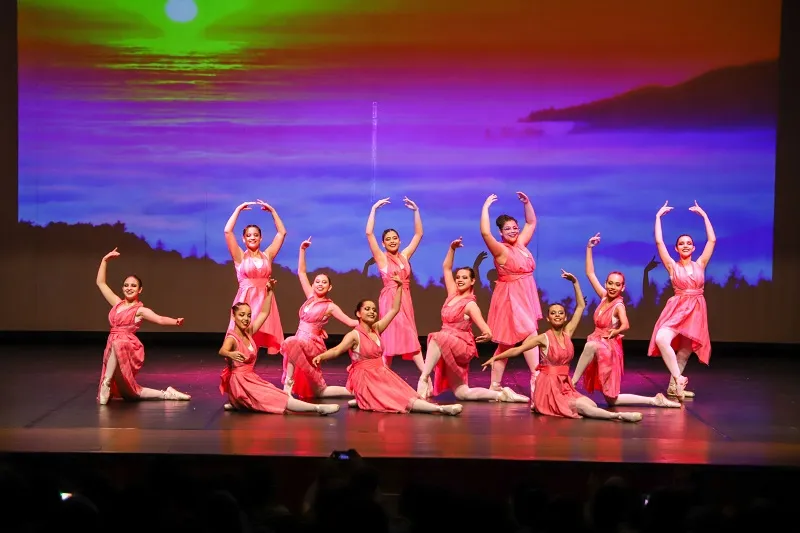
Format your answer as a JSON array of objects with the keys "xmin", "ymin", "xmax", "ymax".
[{"xmin": 165, "ymin": 0, "xmax": 198, "ymax": 23}]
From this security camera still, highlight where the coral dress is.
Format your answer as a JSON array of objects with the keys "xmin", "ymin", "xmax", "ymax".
[
  {"xmin": 279, "ymin": 297, "xmax": 332, "ymax": 399},
  {"xmin": 427, "ymin": 294, "xmax": 478, "ymax": 396},
  {"xmin": 228, "ymin": 251, "xmax": 284, "ymax": 353},
  {"xmin": 346, "ymin": 324, "xmax": 421, "ymax": 413},
  {"xmin": 98, "ymin": 300, "xmax": 146, "ymax": 400},
  {"xmin": 488, "ymin": 243, "xmax": 542, "ymax": 346},
  {"xmin": 581, "ymin": 297, "xmax": 625, "ymax": 398},
  {"xmin": 648, "ymin": 260, "xmax": 711, "ymax": 364},
  {"xmin": 533, "ymin": 330, "xmax": 586, "ymax": 418},
  {"xmin": 378, "ymin": 253, "xmax": 421, "ymax": 358},
  {"xmin": 219, "ymin": 332, "xmax": 289, "ymax": 414}
]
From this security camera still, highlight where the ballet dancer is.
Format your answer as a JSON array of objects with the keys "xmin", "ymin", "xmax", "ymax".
[
  {"xmin": 312, "ymin": 277, "xmax": 463, "ymax": 415},
  {"xmin": 416, "ymin": 237, "xmax": 528, "ymax": 403},
  {"xmin": 96, "ymin": 248, "xmax": 191, "ymax": 405},
  {"xmin": 570, "ymin": 234, "xmax": 680, "ymax": 409},
  {"xmin": 220, "ymin": 286, "xmax": 339, "ymax": 415},
  {"xmin": 649, "ymin": 201, "xmax": 715, "ymax": 399},
  {"xmin": 483, "ymin": 270, "xmax": 643, "ymax": 422},
  {"xmin": 280, "ymin": 237, "xmax": 357, "ymax": 399},
  {"xmin": 365, "ymin": 196, "xmax": 423, "ymax": 370},
  {"xmin": 480, "ymin": 192, "xmax": 542, "ymax": 398},
  {"xmin": 224, "ymin": 200, "xmax": 286, "ymax": 353}
]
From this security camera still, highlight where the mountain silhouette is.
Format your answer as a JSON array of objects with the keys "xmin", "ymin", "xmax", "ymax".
[{"xmin": 521, "ymin": 60, "xmax": 777, "ymax": 131}]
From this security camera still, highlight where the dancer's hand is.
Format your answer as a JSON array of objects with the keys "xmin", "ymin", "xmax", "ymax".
[
  {"xmin": 102, "ymin": 248, "xmax": 120, "ymax": 262},
  {"xmin": 390, "ymin": 274, "xmax": 403, "ymax": 287},
  {"xmin": 516, "ymin": 191, "xmax": 530, "ymax": 204},
  {"xmin": 256, "ymin": 199, "xmax": 274, "ymax": 212},
  {"xmin": 237, "ymin": 201, "xmax": 256, "ymax": 211},
  {"xmin": 450, "ymin": 237, "xmax": 464, "ymax": 250},
  {"xmin": 587, "ymin": 233, "xmax": 601, "ymax": 248},
  {"xmin": 403, "ymin": 196, "xmax": 419, "ymax": 211},
  {"xmin": 175, "ymin": 318, "xmax": 185, "ymax": 326},
  {"xmin": 228, "ymin": 351, "xmax": 246, "ymax": 362},
  {"xmin": 311, "ymin": 355, "xmax": 323, "ymax": 367},
  {"xmin": 481, "ymin": 356, "xmax": 496, "ymax": 369},
  {"xmin": 300, "ymin": 236, "xmax": 312, "ymax": 250},
  {"xmin": 603, "ymin": 329, "xmax": 622, "ymax": 339},
  {"xmin": 372, "ymin": 197, "xmax": 390, "ymax": 210},
  {"xmin": 483, "ymin": 194, "xmax": 498, "ymax": 207},
  {"xmin": 645, "ymin": 255, "xmax": 660, "ymax": 273},
  {"xmin": 656, "ymin": 201, "xmax": 673, "ymax": 217},
  {"xmin": 475, "ymin": 331, "xmax": 492, "ymax": 343},
  {"xmin": 560, "ymin": 269, "xmax": 578, "ymax": 283},
  {"xmin": 688, "ymin": 200, "xmax": 707, "ymax": 218},
  {"xmin": 266, "ymin": 278, "xmax": 278, "ymax": 291}
]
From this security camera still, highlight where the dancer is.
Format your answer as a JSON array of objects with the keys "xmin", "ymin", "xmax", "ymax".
[
  {"xmin": 312, "ymin": 277, "xmax": 463, "ymax": 415},
  {"xmin": 280, "ymin": 237, "xmax": 357, "ymax": 399},
  {"xmin": 365, "ymin": 196, "xmax": 423, "ymax": 370},
  {"xmin": 480, "ymin": 192, "xmax": 542, "ymax": 398},
  {"xmin": 417, "ymin": 237, "xmax": 528, "ymax": 403},
  {"xmin": 95, "ymin": 248, "xmax": 191, "ymax": 405},
  {"xmin": 570, "ymin": 235, "xmax": 680, "ymax": 409},
  {"xmin": 224, "ymin": 200, "xmax": 286, "ymax": 354},
  {"xmin": 220, "ymin": 287, "xmax": 340, "ymax": 415},
  {"xmin": 648, "ymin": 201, "xmax": 715, "ymax": 399},
  {"xmin": 482, "ymin": 270, "xmax": 643, "ymax": 422}
]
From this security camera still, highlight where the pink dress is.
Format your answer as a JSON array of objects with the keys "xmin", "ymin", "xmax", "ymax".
[
  {"xmin": 279, "ymin": 297, "xmax": 332, "ymax": 399},
  {"xmin": 346, "ymin": 324, "xmax": 421, "ymax": 413},
  {"xmin": 427, "ymin": 294, "xmax": 478, "ymax": 396},
  {"xmin": 647, "ymin": 260, "xmax": 711, "ymax": 364},
  {"xmin": 581, "ymin": 297, "xmax": 625, "ymax": 398},
  {"xmin": 219, "ymin": 332, "xmax": 289, "ymax": 414},
  {"xmin": 533, "ymin": 330, "xmax": 586, "ymax": 418},
  {"xmin": 378, "ymin": 253, "xmax": 421, "ymax": 359},
  {"xmin": 228, "ymin": 252, "xmax": 284, "ymax": 353},
  {"xmin": 487, "ymin": 243, "xmax": 542, "ymax": 346},
  {"xmin": 98, "ymin": 301, "xmax": 146, "ymax": 400}
]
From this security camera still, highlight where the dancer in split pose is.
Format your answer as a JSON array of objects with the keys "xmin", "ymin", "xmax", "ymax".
[
  {"xmin": 312, "ymin": 277, "xmax": 463, "ymax": 415},
  {"xmin": 365, "ymin": 196, "xmax": 424, "ymax": 371},
  {"xmin": 219, "ymin": 285, "xmax": 340, "ymax": 415},
  {"xmin": 571, "ymin": 235, "xmax": 680, "ymax": 409},
  {"xmin": 280, "ymin": 237, "xmax": 357, "ymax": 399},
  {"xmin": 480, "ymin": 192, "xmax": 542, "ymax": 398},
  {"xmin": 483, "ymin": 271, "xmax": 643, "ymax": 422},
  {"xmin": 96, "ymin": 248, "xmax": 191, "ymax": 405},
  {"xmin": 649, "ymin": 201, "xmax": 715, "ymax": 399},
  {"xmin": 417, "ymin": 237, "xmax": 528, "ymax": 403},
  {"xmin": 224, "ymin": 200, "xmax": 286, "ymax": 354}
]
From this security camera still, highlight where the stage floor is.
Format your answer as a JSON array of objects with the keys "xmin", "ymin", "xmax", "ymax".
[{"xmin": 1, "ymin": 342, "xmax": 799, "ymax": 468}]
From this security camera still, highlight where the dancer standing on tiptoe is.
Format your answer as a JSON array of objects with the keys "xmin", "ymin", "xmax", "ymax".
[
  {"xmin": 224, "ymin": 200, "xmax": 286, "ymax": 355},
  {"xmin": 365, "ymin": 196, "xmax": 424, "ymax": 372},
  {"xmin": 280, "ymin": 237, "xmax": 357, "ymax": 399},
  {"xmin": 648, "ymin": 201, "xmax": 716, "ymax": 400},
  {"xmin": 480, "ymin": 191, "xmax": 542, "ymax": 399}
]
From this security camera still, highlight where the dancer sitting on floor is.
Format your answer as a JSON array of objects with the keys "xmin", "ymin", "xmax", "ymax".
[
  {"xmin": 219, "ymin": 281, "xmax": 340, "ymax": 416},
  {"xmin": 95, "ymin": 248, "xmax": 191, "ymax": 405},
  {"xmin": 482, "ymin": 270, "xmax": 643, "ymax": 422},
  {"xmin": 417, "ymin": 237, "xmax": 528, "ymax": 403},
  {"xmin": 280, "ymin": 237, "xmax": 357, "ymax": 399},
  {"xmin": 570, "ymin": 234, "xmax": 680, "ymax": 409},
  {"xmin": 312, "ymin": 276, "xmax": 463, "ymax": 415}
]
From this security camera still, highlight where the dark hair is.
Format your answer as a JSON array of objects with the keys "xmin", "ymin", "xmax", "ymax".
[
  {"xmin": 354, "ymin": 299, "xmax": 375, "ymax": 316},
  {"xmin": 381, "ymin": 228, "xmax": 399, "ymax": 240},
  {"xmin": 231, "ymin": 301, "xmax": 251, "ymax": 314},
  {"xmin": 548, "ymin": 302, "xmax": 567, "ymax": 313},
  {"xmin": 454, "ymin": 266, "xmax": 476, "ymax": 279},
  {"xmin": 606, "ymin": 271, "xmax": 626, "ymax": 285},
  {"xmin": 313, "ymin": 272, "xmax": 331, "ymax": 284},
  {"xmin": 495, "ymin": 215, "xmax": 518, "ymax": 230},
  {"xmin": 123, "ymin": 274, "xmax": 143, "ymax": 288},
  {"xmin": 675, "ymin": 233, "xmax": 693, "ymax": 247},
  {"xmin": 242, "ymin": 224, "xmax": 262, "ymax": 237}
]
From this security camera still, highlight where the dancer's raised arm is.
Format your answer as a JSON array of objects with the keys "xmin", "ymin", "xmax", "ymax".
[
  {"xmin": 562, "ymin": 270, "xmax": 586, "ymax": 337},
  {"xmin": 654, "ymin": 201, "xmax": 675, "ymax": 276},
  {"xmin": 312, "ymin": 330, "xmax": 359, "ymax": 367},
  {"xmin": 373, "ymin": 275, "xmax": 404, "ymax": 334},
  {"xmin": 689, "ymin": 201, "xmax": 717, "ymax": 268},
  {"xmin": 442, "ymin": 237, "xmax": 463, "ymax": 296},
  {"xmin": 96, "ymin": 248, "xmax": 122, "ymax": 306},
  {"xmin": 516, "ymin": 191, "xmax": 537, "ymax": 246},
  {"xmin": 585, "ymin": 233, "xmax": 606, "ymax": 299},
  {"xmin": 255, "ymin": 199, "xmax": 287, "ymax": 262},
  {"xmin": 365, "ymin": 197, "xmax": 390, "ymax": 269},
  {"xmin": 297, "ymin": 237, "xmax": 314, "ymax": 298},
  {"xmin": 401, "ymin": 196, "xmax": 424, "ymax": 259},
  {"xmin": 480, "ymin": 194, "xmax": 507, "ymax": 260},
  {"xmin": 250, "ymin": 284, "xmax": 275, "ymax": 333},
  {"xmin": 224, "ymin": 202, "xmax": 256, "ymax": 263},
  {"xmin": 483, "ymin": 332, "xmax": 545, "ymax": 368}
]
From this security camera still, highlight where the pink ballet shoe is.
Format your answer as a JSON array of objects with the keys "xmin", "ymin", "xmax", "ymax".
[
  {"xmin": 348, "ymin": 399, "xmax": 359, "ymax": 408},
  {"xmin": 652, "ymin": 393, "xmax": 681, "ymax": 408},
  {"xmin": 618, "ymin": 412, "xmax": 643, "ymax": 423},
  {"xmin": 672, "ymin": 376, "xmax": 689, "ymax": 401},
  {"xmin": 500, "ymin": 387, "xmax": 530, "ymax": 403},
  {"xmin": 667, "ymin": 376, "xmax": 695, "ymax": 398},
  {"xmin": 163, "ymin": 386, "xmax": 191, "ymax": 401},
  {"xmin": 439, "ymin": 404, "xmax": 463, "ymax": 416},
  {"xmin": 223, "ymin": 403, "xmax": 235, "ymax": 411},
  {"xmin": 315, "ymin": 404, "xmax": 340, "ymax": 416},
  {"xmin": 98, "ymin": 379, "xmax": 112, "ymax": 405}
]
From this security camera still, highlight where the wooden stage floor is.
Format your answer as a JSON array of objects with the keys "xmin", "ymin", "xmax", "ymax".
[{"xmin": 1, "ymin": 341, "xmax": 799, "ymax": 468}]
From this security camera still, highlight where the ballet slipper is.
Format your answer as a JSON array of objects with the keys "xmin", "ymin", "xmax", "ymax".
[
  {"xmin": 618, "ymin": 412, "xmax": 643, "ymax": 423},
  {"xmin": 439, "ymin": 404, "xmax": 463, "ymax": 416},
  {"xmin": 667, "ymin": 376, "xmax": 695, "ymax": 398},
  {"xmin": 501, "ymin": 387, "xmax": 530, "ymax": 403},
  {"xmin": 223, "ymin": 403, "xmax": 235, "ymax": 411},
  {"xmin": 98, "ymin": 378, "xmax": 112, "ymax": 405},
  {"xmin": 652, "ymin": 393, "xmax": 681, "ymax": 408},
  {"xmin": 348, "ymin": 399, "xmax": 359, "ymax": 408},
  {"xmin": 315, "ymin": 404, "xmax": 340, "ymax": 416},
  {"xmin": 672, "ymin": 376, "xmax": 689, "ymax": 401},
  {"xmin": 163, "ymin": 386, "xmax": 191, "ymax": 401}
]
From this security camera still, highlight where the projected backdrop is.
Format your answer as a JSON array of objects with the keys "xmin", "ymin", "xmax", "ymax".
[{"xmin": 15, "ymin": 0, "xmax": 781, "ymax": 337}]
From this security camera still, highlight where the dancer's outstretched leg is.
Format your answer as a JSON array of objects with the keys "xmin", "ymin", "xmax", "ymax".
[
  {"xmin": 655, "ymin": 328, "xmax": 689, "ymax": 399},
  {"xmin": 410, "ymin": 399, "xmax": 463, "ymax": 416},
  {"xmin": 575, "ymin": 397, "xmax": 642, "ymax": 423},
  {"xmin": 287, "ymin": 397, "xmax": 339, "ymax": 415}
]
